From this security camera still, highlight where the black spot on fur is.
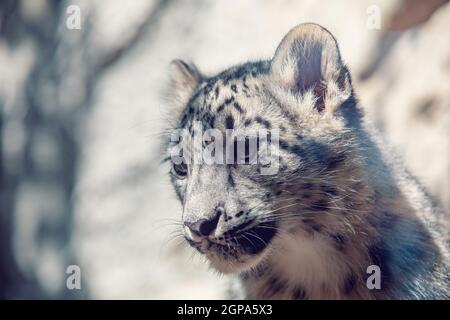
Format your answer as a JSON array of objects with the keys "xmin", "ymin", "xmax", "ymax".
[
  {"xmin": 233, "ymin": 102, "xmax": 244, "ymax": 113},
  {"xmin": 332, "ymin": 234, "xmax": 346, "ymax": 251},
  {"xmin": 201, "ymin": 112, "xmax": 215, "ymax": 127},
  {"xmin": 235, "ymin": 211, "xmax": 244, "ymax": 218},
  {"xmin": 214, "ymin": 87, "xmax": 220, "ymax": 99},
  {"xmin": 225, "ymin": 115, "xmax": 234, "ymax": 129},
  {"xmin": 251, "ymin": 264, "xmax": 268, "ymax": 278},
  {"xmin": 343, "ymin": 272, "xmax": 357, "ymax": 294},
  {"xmin": 203, "ymin": 85, "xmax": 212, "ymax": 96},
  {"xmin": 292, "ymin": 286, "xmax": 306, "ymax": 300},
  {"xmin": 255, "ymin": 116, "xmax": 272, "ymax": 129},
  {"xmin": 224, "ymin": 96, "xmax": 235, "ymax": 105},
  {"xmin": 279, "ymin": 140, "xmax": 289, "ymax": 150},
  {"xmin": 231, "ymin": 84, "xmax": 237, "ymax": 93},
  {"xmin": 321, "ymin": 185, "xmax": 338, "ymax": 197},
  {"xmin": 242, "ymin": 76, "xmax": 249, "ymax": 89},
  {"xmin": 244, "ymin": 119, "xmax": 252, "ymax": 126},
  {"xmin": 327, "ymin": 154, "xmax": 347, "ymax": 170},
  {"xmin": 267, "ymin": 276, "xmax": 287, "ymax": 296},
  {"xmin": 310, "ymin": 199, "xmax": 330, "ymax": 211},
  {"xmin": 239, "ymin": 272, "xmax": 250, "ymax": 281},
  {"xmin": 281, "ymin": 109, "xmax": 298, "ymax": 123},
  {"xmin": 217, "ymin": 97, "xmax": 236, "ymax": 113}
]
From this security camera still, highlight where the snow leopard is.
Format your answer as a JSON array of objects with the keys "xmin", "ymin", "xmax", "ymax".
[{"xmin": 164, "ymin": 23, "xmax": 450, "ymax": 299}]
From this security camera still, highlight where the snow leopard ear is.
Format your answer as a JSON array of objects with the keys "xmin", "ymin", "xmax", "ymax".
[
  {"xmin": 270, "ymin": 23, "xmax": 351, "ymax": 112},
  {"xmin": 169, "ymin": 59, "xmax": 202, "ymax": 108}
]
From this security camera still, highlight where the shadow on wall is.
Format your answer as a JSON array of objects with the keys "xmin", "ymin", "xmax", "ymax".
[{"xmin": 0, "ymin": 0, "xmax": 169, "ymax": 298}]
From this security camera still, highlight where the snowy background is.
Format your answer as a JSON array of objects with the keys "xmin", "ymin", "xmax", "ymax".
[{"xmin": 0, "ymin": 0, "xmax": 449, "ymax": 299}]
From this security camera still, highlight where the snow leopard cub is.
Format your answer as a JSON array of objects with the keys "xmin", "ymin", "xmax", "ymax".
[{"xmin": 165, "ymin": 23, "xmax": 450, "ymax": 299}]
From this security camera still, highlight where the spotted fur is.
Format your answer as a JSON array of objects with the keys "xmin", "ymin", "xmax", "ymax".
[{"xmin": 165, "ymin": 23, "xmax": 450, "ymax": 299}]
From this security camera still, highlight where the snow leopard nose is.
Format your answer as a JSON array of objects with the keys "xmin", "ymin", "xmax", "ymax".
[{"xmin": 185, "ymin": 207, "xmax": 224, "ymax": 237}]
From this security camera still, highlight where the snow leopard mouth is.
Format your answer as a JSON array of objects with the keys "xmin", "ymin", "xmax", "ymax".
[
  {"xmin": 185, "ymin": 221, "xmax": 277, "ymax": 256},
  {"xmin": 229, "ymin": 221, "xmax": 277, "ymax": 254}
]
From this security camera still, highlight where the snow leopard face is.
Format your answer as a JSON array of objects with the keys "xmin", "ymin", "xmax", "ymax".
[{"xmin": 165, "ymin": 24, "xmax": 363, "ymax": 274}]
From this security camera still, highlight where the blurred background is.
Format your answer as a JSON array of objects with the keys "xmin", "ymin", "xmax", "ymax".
[{"xmin": 0, "ymin": 0, "xmax": 449, "ymax": 299}]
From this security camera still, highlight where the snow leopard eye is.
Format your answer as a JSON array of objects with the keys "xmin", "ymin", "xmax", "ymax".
[{"xmin": 172, "ymin": 162, "xmax": 188, "ymax": 179}]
